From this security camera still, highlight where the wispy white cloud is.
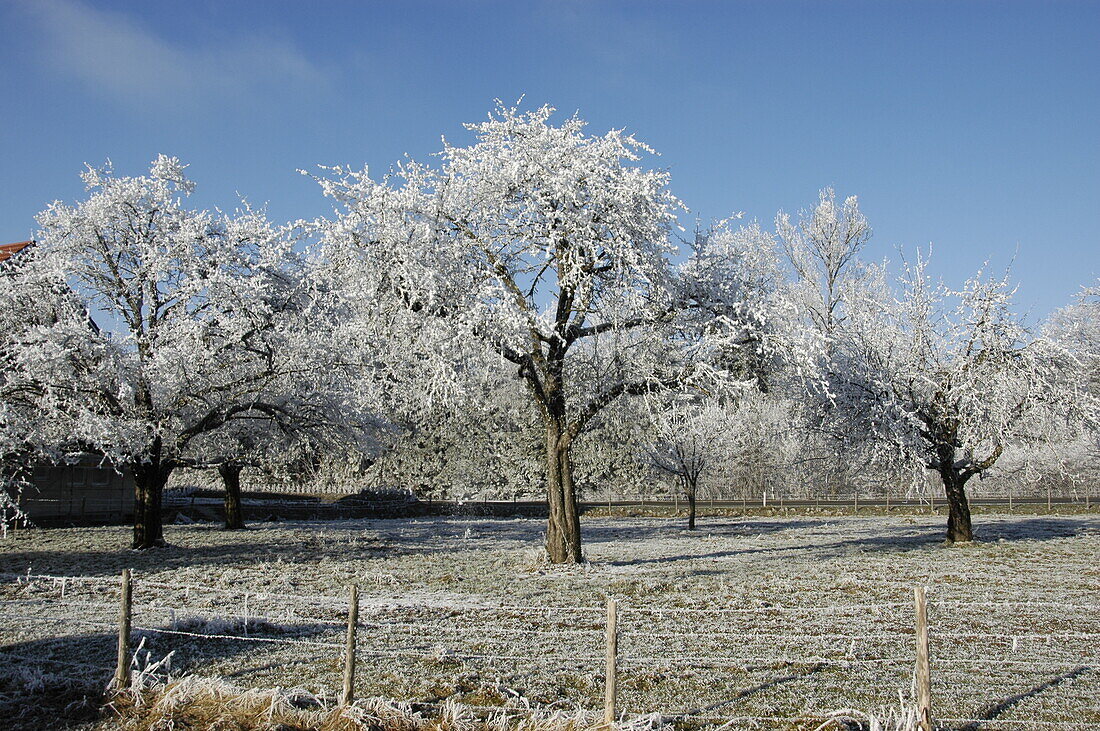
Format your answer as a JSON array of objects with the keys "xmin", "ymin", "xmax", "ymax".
[{"xmin": 19, "ymin": 0, "xmax": 326, "ymax": 109}]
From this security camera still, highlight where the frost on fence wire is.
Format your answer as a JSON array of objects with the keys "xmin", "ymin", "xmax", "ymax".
[{"xmin": 1, "ymin": 573, "xmax": 1097, "ymax": 726}]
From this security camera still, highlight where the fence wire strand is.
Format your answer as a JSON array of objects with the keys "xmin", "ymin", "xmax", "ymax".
[{"xmin": 3, "ymin": 571, "xmax": 1098, "ymax": 726}]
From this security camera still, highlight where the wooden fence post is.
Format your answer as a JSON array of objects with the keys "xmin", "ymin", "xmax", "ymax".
[
  {"xmin": 604, "ymin": 597, "xmax": 618, "ymax": 726},
  {"xmin": 341, "ymin": 584, "xmax": 359, "ymax": 706},
  {"xmin": 113, "ymin": 568, "xmax": 132, "ymax": 690},
  {"xmin": 913, "ymin": 586, "xmax": 932, "ymax": 731}
]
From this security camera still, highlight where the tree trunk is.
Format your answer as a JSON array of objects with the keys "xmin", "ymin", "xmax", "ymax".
[
  {"xmin": 132, "ymin": 462, "xmax": 170, "ymax": 549},
  {"xmin": 685, "ymin": 477, "xmax": 697, "ymax": 531},
  {"xmin": 544, "ymin": 421, "xmax": 582, "ymax": 563},
  {"xmin": 219, "ymin": 463, "xmax": 245, "ymax": 530},
  {"xmin": 940, "ymin": 467, "xmax": 974, "ymax": 543}
]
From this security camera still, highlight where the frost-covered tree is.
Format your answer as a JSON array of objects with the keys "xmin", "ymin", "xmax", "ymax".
[
  {"xmin": 717, "ymin": 392, "xmax": 803, "ymax": 501},
  {"xmin": 777, "ymin": 189, "xmax": 878, "ymax": 493},
  {"xmin": 841, "ymin": 253, "xmax": 1079, "ymax": 542},
  {"xmin": 315, "ymin": 103, "xmax": 767, "ymax": 562},
  {"xmin": 646, "ymin": 219, "xmax": 794, "ymax": 528},
  {"xmin": 179, "ymin": 267, "xmax": 390, "ymax": 530},
  {"xmin": 1040, "ymin": 281, "xmax": 1100, "ymax": 486},
  {"xmin": 572, "ymin": 398, "xmax": 655, "ymax": 502},
  {"xmin": 1046, "ymin": 281, "xmax": 1100, "ymax": 396},
  {"xmin": 10, "ymin": 157, "xmax": 360, "ymax": 549},
  {"xmin": 649, "ymin": 399, "xmax": 732, "ymax": 530},
  {"xmin": 1, "ymin": 240, "xmax": 81, "ymax": 528},
  {"xmin": 777, "ymin": 188, "xmax": 872, "ymax": 343},
  {"xmin": 185, "ymin": 381, "xmax": 385, "ymax": 530},
  {"xmin": 680, "ymin": 220, "xmax": 794, "ymax": 389},
  {"xmin": 369, "ymin": 372, "xmax": 544, "ymax": 503}
]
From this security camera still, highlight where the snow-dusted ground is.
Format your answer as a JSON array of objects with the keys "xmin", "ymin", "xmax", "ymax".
[{"xmin": 1, "ymin": 513, "xmax": 1098, "ymax": 729}]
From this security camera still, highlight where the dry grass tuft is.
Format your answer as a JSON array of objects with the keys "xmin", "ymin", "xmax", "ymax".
[{"xmin": 101, "ymin": 676, "xmax": 607, "ymax": 731}]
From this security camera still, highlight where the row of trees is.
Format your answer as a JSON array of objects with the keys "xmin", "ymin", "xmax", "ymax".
[{"xmin": 2, "ymin": 104, "xmax": 1097, "ymax": 559}]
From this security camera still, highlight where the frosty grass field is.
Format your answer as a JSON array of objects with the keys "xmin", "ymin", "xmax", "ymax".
[{"xmin": 1, "ymin": 513, "xmax": 1098, "ymax": 729}]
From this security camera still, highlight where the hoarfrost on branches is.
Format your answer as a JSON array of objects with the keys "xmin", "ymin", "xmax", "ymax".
[
  {"xmin": 776, "ymin": 187, "xmax": 873, "ymax": 343},
  {"xmin": 836, "ymin": 251, "xmax": 1088, "ymax": 541},
  {"xmin": 314, "ymin": 103, "xmax": 784, "ymax": 562},
  {"xmin": 649, "ymin": 398, "xmax": 732, "ymax": 530},
  {"xmin": 5, "ymin": 157, "xmax": 378, "ymax": 548}
]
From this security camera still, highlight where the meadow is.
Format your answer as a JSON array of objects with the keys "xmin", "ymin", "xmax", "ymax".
[{"xmin": 1, "ymin": 512, "xmax": 1098, "ymax": 730}]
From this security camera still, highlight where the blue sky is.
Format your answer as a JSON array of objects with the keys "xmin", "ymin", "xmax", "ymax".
[{"xmin": 1, "ymin": 0, "xmax": 1097, "ymax": 319}]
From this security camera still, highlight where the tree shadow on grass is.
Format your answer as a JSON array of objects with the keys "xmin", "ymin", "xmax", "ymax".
[
  {"xmin": 668, "ymin": 662, "xmax": 828, "ymax": 722},
  {"xmin": 0, "ymin": 635, "xmax": 111, "ymax": 730},
  {"xmin": 0, "ymin": 616, "xmax": 343, "ymax": 729},
  {"xmin": 771, "ymin": 515, "xmax": 1096, "ymax": 563},
  {"xmin": 958, "ymin": 665, "xmax": 1094, "ymax": 730},
  {"xmin": 598, "ymin": 516, "xmax": 1096, "ymax": 567},
  {"xmin": 0, "ymin": 527, "xmax": 401, "ymax": 579},
  {"xmin": 0, "ymin": 517, "xmax": 828, "ymax": 578},
  {"xmin": 1, "ymin": 515, "xmax": 1094, "ymax": 579},
  {"xmin": 598, "ymin": 518, "xmax": 923, "ymax": 567},
  {"xmin": 1, "ymin": 619, "xmax": 342, "ymax": 673},
  {"xmin": 972, "ymin": 516, "xmax": 1097, "ymax": 542},
  {"xmin": 0, "ymin": 514, "xmax": 569, "ymax": 578},
  {"xmin": 582, "ymin": 517, "xmax": 835, "ymax": 543}
]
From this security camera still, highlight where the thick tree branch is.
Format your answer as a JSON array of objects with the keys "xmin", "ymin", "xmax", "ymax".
[{"xmin": 567, "ymin": 375, "xmax": 684, "ymax": 440}]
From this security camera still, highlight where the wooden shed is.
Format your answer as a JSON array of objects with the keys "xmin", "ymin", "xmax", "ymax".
[{"xmin": 17, "ymin": 455, "xmax": 134, "ymax": 524}]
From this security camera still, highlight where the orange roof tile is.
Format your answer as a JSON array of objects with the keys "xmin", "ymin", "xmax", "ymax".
[{"xmin": 0, "ymin": 240, "xmax": 33, "ymax": 263}]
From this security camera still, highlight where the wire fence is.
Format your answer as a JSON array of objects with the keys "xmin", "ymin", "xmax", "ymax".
[
  {"xmin": 159, "ymin": 490, "xmax": 1099, "ymax": 517},
  {"xmin": 1, "ymin": 571, "xmax": 1098, "ymax": 729}
]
